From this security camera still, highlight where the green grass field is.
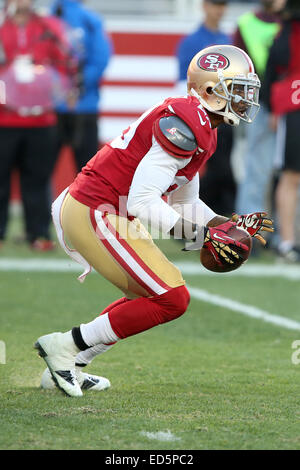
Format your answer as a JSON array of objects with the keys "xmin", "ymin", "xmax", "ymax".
[{"xmin": 0, "ymin": 216, "xmax": 300, "ymax": 450}]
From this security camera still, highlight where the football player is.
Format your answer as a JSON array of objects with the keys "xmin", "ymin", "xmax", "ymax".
[{"xmin": 35, "ymin": 45, "xmax": 274, "ymax": 396}]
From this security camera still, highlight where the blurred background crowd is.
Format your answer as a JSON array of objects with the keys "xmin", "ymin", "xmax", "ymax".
[{"xmin": 0, "ymin": 0, "xmax": 299, "ymax": 263}]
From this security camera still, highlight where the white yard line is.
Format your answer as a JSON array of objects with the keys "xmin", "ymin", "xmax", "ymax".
[
  {"xmin": 1, "ymin": 258, "xmax": 300, "ymax": 280},
  {"xmin": 0, "ymin": 258, "xmax": 80, "ymax": 272},
  {"xmin": 176, "ymin": 261, "xmax": 300, "ymax": 281},
  {"xmin": 140, "ymin": 430, "xmax": 181, "ymax": 442},
  {"xmin": 1, "ymin": 258, "xmax": 300, "ymax": 331},
  {"xmin": 188, "ymin": 286, "xmax": 300, "ymax": 332}
]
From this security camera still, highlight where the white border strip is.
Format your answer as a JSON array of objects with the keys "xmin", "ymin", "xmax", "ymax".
[{"xmin": 189, "ymin": 286, "xmax": 300, "ymax": 332}]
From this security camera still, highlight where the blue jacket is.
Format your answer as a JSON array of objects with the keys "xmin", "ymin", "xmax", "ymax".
[
  {"xmin": 51, "ymin": 0, "xmax": 112, "ymax": 113},
  {"xmin": 177, "ymin": 24, "xmax": 231, "ymax": 81}
]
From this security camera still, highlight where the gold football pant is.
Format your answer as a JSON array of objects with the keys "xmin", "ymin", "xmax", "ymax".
[{"xmin": 60, "ymin": 193, "xmax": 185, "ymax": 299}]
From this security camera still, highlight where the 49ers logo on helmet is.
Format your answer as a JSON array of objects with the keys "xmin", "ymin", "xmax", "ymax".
[{"xmin": 198, "ymin": 53, "xmax": 230, "ymax": 71}]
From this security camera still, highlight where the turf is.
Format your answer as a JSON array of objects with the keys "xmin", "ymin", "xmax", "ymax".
[{"xmin": 0, "ymin": 217, "xmax": 300, "ymax": 450}]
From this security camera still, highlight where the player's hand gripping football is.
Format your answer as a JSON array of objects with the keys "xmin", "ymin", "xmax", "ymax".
[
  {"xmin": 231, "ymin": 212, "xmax": 274, "ymax": 246},
  {"xmin": 202, "ymin": 221, "xmax": 249, "ymax": 266}
]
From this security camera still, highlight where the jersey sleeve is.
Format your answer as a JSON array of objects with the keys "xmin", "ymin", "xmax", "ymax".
[
  {"xmin": 168, "ymin": 174, "xmax": 217, "ymax": 227},
  {"xmin": 166, "ymin": 97, "xmax": 214, "ymax": 153},
  {"xmin": 127, "ymin": 138, "xmax": 192, "ymax": 233},
  {"xmin": 152, "ymin": 114, "xmax": 198, "ymax": 159}
]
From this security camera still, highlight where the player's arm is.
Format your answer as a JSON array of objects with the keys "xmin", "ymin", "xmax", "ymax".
[
  {"xmin": 127, "ymin": 115, "xmax": 201, "ymax": 237},
  {"xmin": 127, "ymin": 115, "xmax": 248, "ymax": 264},
  {"xmin": 168, "ymin": 175, "xmax": 247, "ymax": 263},
  {"xmin": 168, "ymin": 173, "xmax": 226, "ymax": 227},
  {"xmin": 169, "ymin": 176, "xmax": 274, "ymax": 245},
  {"xmin": 127, "ymin": 147, "xmax": 192, "ymax": 235},
  {"xmin": 168, "ymin": 173, "xmax": 216, "ymax": 239}
]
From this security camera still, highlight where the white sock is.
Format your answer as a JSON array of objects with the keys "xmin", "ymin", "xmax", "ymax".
[
  {"xmin": 75, "ymin": 343, "xmax": 115, "ymax": 366},
  {"xmin": 80, "ymin": 312, "xmax": 119, "ymax": 347}
]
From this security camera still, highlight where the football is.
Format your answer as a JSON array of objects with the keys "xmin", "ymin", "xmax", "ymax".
[{"xmin": 200, "ymin": 226, "xmax": 252, "ymax": 273}]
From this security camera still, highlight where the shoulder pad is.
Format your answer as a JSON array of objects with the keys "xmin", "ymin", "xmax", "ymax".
[{"xmin": 158, "ymin": 116, "xmax": 198, "ymax": 152}]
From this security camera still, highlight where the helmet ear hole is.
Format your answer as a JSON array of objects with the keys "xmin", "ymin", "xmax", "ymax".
[{"xmin": 206, "ymin": 87, "xmax": 213, "ymax": 95}]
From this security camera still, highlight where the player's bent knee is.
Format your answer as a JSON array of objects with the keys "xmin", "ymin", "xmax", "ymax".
[
  {"xmin": 157, "ymin": 285, "xmax": 190, "ymax": 323},
  {"xmin": 174, "ymin": 285, "xmax": 190, "ymax": 315}
]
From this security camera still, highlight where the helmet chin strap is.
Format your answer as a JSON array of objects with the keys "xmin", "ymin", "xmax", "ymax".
[{"xmin": 190, "ymin": 88, "xmax": 240, "ymax": 127}]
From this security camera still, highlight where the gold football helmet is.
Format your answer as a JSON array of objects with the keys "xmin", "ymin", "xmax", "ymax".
[{"xmin": 187, "ymin": 44, "xmax": 261, "ymax": 126}]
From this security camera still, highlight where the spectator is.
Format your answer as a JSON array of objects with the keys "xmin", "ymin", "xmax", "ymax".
[
  {"xmin": 234, "ymin": 0, "xmax": 284, "ymax": 225},
  {"xmin": 51, "ymin": 0, "xmax": 112, "ymax": 171},
  {"xmin": 176, "ymin": 0, "xmax": 235, "ymax": 216},
  {"xmin": 0, "ymin": 0, "xmax": 75, "ymax": 251},
  {"xmin": 263, "ymin": 0, "xmax": 300, "ymax": 262}
]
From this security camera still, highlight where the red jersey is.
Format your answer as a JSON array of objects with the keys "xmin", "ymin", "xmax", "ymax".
[
  {"xmin": 0, "ymin": 14, "xmax": 73, "ymax": 127},
  {"xmin": 70, "ymin": 96, "xmax": 217, "ymax": 215}
]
